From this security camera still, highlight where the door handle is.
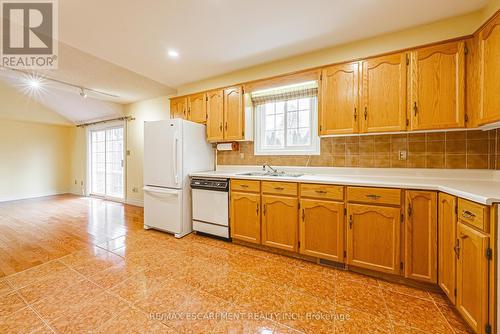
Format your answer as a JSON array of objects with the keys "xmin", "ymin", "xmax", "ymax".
[{"xmin": 454, "ymin": 239, "xmax": 460, "ymax": 259}]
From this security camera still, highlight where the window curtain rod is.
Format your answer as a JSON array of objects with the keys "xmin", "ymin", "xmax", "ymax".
[{"xmin": 76, "ymin": 116, "xmax": 134, "ymax": 127}]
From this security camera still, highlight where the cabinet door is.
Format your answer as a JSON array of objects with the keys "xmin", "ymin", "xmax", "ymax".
[
  {"xmin": 438, "ymin": 193, "xmax": 457, "ymax": 304},
  {"xmin": 230, "ymin": 192, "xmax": 261, "ymax": 244},
  {"xmin": 478, "ymin": 13, "xmax": 500, "ymax": 125},
  {"xmin": 224, "ymin": 86, "xmax": 244, "ymax": 140},
  {"xmin": 170, "ymin": 97, "xmax": 187, "ymax": 119},
  {"xmin": 299, "ymin": 199, "xmax": 344, "ymax": 262},
  {"xmin": 360, "ymin": 52, "xmax": 407, "ymax": 133},
  {"xmin": 320, "ymin": 62, "xmax": 359, "ymax": 135},
  {"xmin": 409, "ymin": 41, "xmax": 465, "ymax": 130},
  {"xmin": 206, "ymin": 90, "xmax": 224, "ymax": 141},
  {"xmin": 456, "ymin": 222, "xmax": 489, "ymax": 334},
  {"xmin": 262, "ymin": 195, "xmax": 298, "ymax": 252},
  {"xmin": 404, "ymin": 191, "xmax": 437, "ymax": 283},
  {"xmin": 347, "ymin": 204, "xmax": 401, "ymax": 274},
  {"xmin": 188, "ymin": 93, "xmax": 207, "ymax": 123}
]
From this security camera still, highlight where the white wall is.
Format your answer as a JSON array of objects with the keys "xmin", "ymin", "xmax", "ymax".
[{"xmin": 124, "ymin": 96, "xmax": 170, "ymax": 205}]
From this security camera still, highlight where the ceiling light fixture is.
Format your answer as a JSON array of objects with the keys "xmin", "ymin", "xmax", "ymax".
[
  {"xmin": 168, "ymin": 49, "xmax": 179, "ymax": 58},
  {"xmin": 79, "ymin": 88, "xmax": 87, "ymax": 98}
]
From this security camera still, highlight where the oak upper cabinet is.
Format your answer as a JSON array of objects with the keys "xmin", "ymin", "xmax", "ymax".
[
  {"xmin": 456, "ymin": 222, "xmax": 489, "ymax": 334},
  {"xmin": 170, "ymin": 97, "xmax": 188, "ymax": 119},
  {"xmin": 438, "ymin": 193, "xmax": 457, "ymax": 304},
  {"xmin": 299, "ymin": 199, "xmax": 344, "ymax": 262},
  {"xmin": 409, "ymin": 41, "xmax": 465, "ymax": 130},
  {"xmin": 187, "ymin": 93, "xmax": 207, "ymax": 123},
  {"xmin": 206, "ymin": 90, "xmax": 224, "ymax": 141},
  {"xmin": 360, "ymin": 53, "xmax": 407, "ymax": 133},
  {"xmin": 404, "ymin": 191, "xmax": 437, "ymax": 283},
  {"xmin": 224, "ymin": 86, "xmax": 244, "ymax": 140},
  {"xmin": 262, "ymin": 195, "xmax": 299, "ymax": 252},
  {"xmin": 320, "ymin": 62, "xmax": 360, "ymax": 135},
  {"xmin": 478, "ymin": 13, "xmax": 500, "ymax": 125},
  {"xmin": 346, "ymin": 203, "xmax": 401, "ymax": 275},
  {"xmin": 230, "ymin": 191, "xmax": 261, "ymax": 244}
]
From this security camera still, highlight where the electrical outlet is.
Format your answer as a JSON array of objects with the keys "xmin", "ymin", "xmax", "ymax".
[{"xmin": 398, "ymin": 150, "xmax": 408, "ymax": 161}]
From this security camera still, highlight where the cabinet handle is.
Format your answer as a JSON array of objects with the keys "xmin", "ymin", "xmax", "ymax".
[
  {"xmin": 365, "ymin": 194, "xmax": 381, "ymax": 200},
  {"xmin": 454, "ymin": 239, "xmax": 460, "ymax": 259},
  {"xmin": 461, "ymin": 210, "xmax": 476, "ymax": 220},
  {"xmin": 349, "ymin": 215, "xmax": 353, "ymax": 229},
  {"xmin": 263, "ymin": 204, "xmax": 267, "ymax": 216},
  {"xmin": 302, "ymin": 208, "xmax": 305, "ymax": 221},
  {"xmin": 256, "ymin": 203, "xmax": 259, "ymax": 215},
  {"xmin": 407, "ymin": 204, "xmax": 412, "ymax": 217},
  {"xmin": 240, "ymin": 184, "xmax": 249, "ymax": 188},
  {"xmin": 364, "ymin": 107, "xmax": 368, "ymax": 120},
  {"xmin": 274, "ymin": 187, "xmax": 284, "ymax": 191},
  {"xmin": 315, "ymin": 190, "xmax": 327, "ymax": 194},
  {"xmin": 188, "ymin": 107, "xmax": 191, "ymax": 116},
  {"xmin": 225, "ymin": 122, "xmax": 228, "ymax": 130},
  {"xmin": 353, "ymin": 108, "xmax": 357, "ymax": 120},
  {"xmin": 219, "ymin": 123, "xmax": 223, "ymax": 131},
  {"xmin": 413, "ymin": 102, "xmax": 418, "ymax": 117}
]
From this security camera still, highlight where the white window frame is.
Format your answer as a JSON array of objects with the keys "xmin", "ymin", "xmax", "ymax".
[
  {"xmin": 254, "ymin": 96, "xmax": 320, "ymax": 156},
  {"xmin": 86, "ymin": 120, "xmax": 127, "ymax": 202}
]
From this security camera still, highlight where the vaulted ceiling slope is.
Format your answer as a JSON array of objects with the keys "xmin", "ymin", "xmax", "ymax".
[{"xmin": 59, "ymin": 0, "xmax": 488, "ymax": 88}]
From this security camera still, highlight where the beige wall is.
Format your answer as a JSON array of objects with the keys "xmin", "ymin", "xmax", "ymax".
[
  {"xmin": 176, "ymin": 1, "xmax": 499, "ymax": 96},
  {"xmin": 124, "ymin": 96, "xmax": 170, "ymax": 204},
  {"xmin": 0, "ymin": 119, "xmax": 72, "ymax": 202}
]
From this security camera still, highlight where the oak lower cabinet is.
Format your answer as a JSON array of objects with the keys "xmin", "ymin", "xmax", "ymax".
[
  {"xmin": 262, "ymin": 195, "xmax": 299, "ymax": 252},
  {"xmin": 346, "ymin": 203, "xmax": 401, "ymax": 275},
  {"xmin": 456, "ymin": 222, "xmax": 490, "ymax": 334},
  {"xmin": 299, "ymin": 199, "xmax": 344, "ymax": 262},
  {"xmin": 438, "ymin": 193, "xmax": 458, "ymax": 304},
  {"xmin": 230, "ymin": 192, "xmax": 261, "ymax": 244},
  {"xmin": 404, "ymin": 191, "xmax": 437, "ymax": 283}
]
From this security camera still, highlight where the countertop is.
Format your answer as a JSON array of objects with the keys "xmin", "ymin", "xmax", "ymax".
[{"xmin": 190, "ymin": 167, "xmax": 500, "ymax": 205}]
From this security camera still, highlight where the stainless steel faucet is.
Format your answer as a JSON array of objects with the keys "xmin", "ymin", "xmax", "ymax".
[{"xmin": 263, "ymin": 164, "xmax": 278, "ymax": 173}]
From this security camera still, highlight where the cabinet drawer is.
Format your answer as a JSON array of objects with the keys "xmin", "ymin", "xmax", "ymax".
[
  {"xmin": 262, "ymin": 181, "xmax": 297, "ymax": 196},
  {"xmin": 300, "ymin": 183, "xmax": 344, "ymax": 201},
  {"xmin": 230, "ymin": 179, "xmax": 260, "ymax": 193},
  {"xmin": 347, "ymin": 187, "xmax": 401, "ymax": 206},
  {"xmin": 457, "ymin": 199, "xmax": 489, "ymax": 232}
]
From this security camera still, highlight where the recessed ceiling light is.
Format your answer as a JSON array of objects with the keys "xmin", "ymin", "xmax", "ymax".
[
  {"xmin": 168, "ymin": 49, "xmax": 179, "ymax": 58},
  {"xmin": 28, "ymin": 78, "xmax": 41, "ymax": 89}
]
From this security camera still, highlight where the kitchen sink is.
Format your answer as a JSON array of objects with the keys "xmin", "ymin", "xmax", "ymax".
[{"xmin": 237, "ymin": 171, "xmax": 304, "ymax": 178}]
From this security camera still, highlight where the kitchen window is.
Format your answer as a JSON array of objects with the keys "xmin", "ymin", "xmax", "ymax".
[{"xmin": 253, "ymin": 81, "xmax": 320, "ymax": 155}]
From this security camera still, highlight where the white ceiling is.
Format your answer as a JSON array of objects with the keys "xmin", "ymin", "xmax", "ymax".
[{"xmin": 59, "ymin": 0, "xmax": 488, "ymax": 88}]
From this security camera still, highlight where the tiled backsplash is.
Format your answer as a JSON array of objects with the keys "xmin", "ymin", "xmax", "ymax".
[{"xmin": 217, "ymin": 129, "xmax": 500, "ymax": 170}]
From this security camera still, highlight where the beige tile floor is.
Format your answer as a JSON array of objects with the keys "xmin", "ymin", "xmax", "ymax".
[{"xmin": 0, "ymin": 229, "xmax": 472, "ymax": 334}]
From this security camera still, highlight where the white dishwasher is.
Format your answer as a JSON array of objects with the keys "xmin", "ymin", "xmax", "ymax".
[{"xmin": 190, "ymin": 177, "xmax": 230, "ymax": 239}]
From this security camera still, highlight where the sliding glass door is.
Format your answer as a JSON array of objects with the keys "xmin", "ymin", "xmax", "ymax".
[{"xmin": 89, "ymin": 126, "xmax": 125, "ymax": 200}]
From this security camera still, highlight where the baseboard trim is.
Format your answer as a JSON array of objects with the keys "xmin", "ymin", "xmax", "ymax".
[
  {"xmin": 0, "ymin": 191, "xmax": 69, "ymax": 203},
  {"xmin": 126, "ymin": 198, "xmax": 144, "ymax": 207}
]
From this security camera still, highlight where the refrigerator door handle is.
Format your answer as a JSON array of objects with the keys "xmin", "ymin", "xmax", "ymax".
[
  {"xmin": 143, "ymin": 186, "xmax": 180, "ymax": 196},
  {"xmin": 172, "ymin": 132, "xmax": 179, "ymax": 185}
]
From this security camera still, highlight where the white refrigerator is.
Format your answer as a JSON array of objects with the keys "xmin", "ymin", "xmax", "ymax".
[{"xmin": 143, "ymin": 119, "xmax": 214, "ymax": 238}]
